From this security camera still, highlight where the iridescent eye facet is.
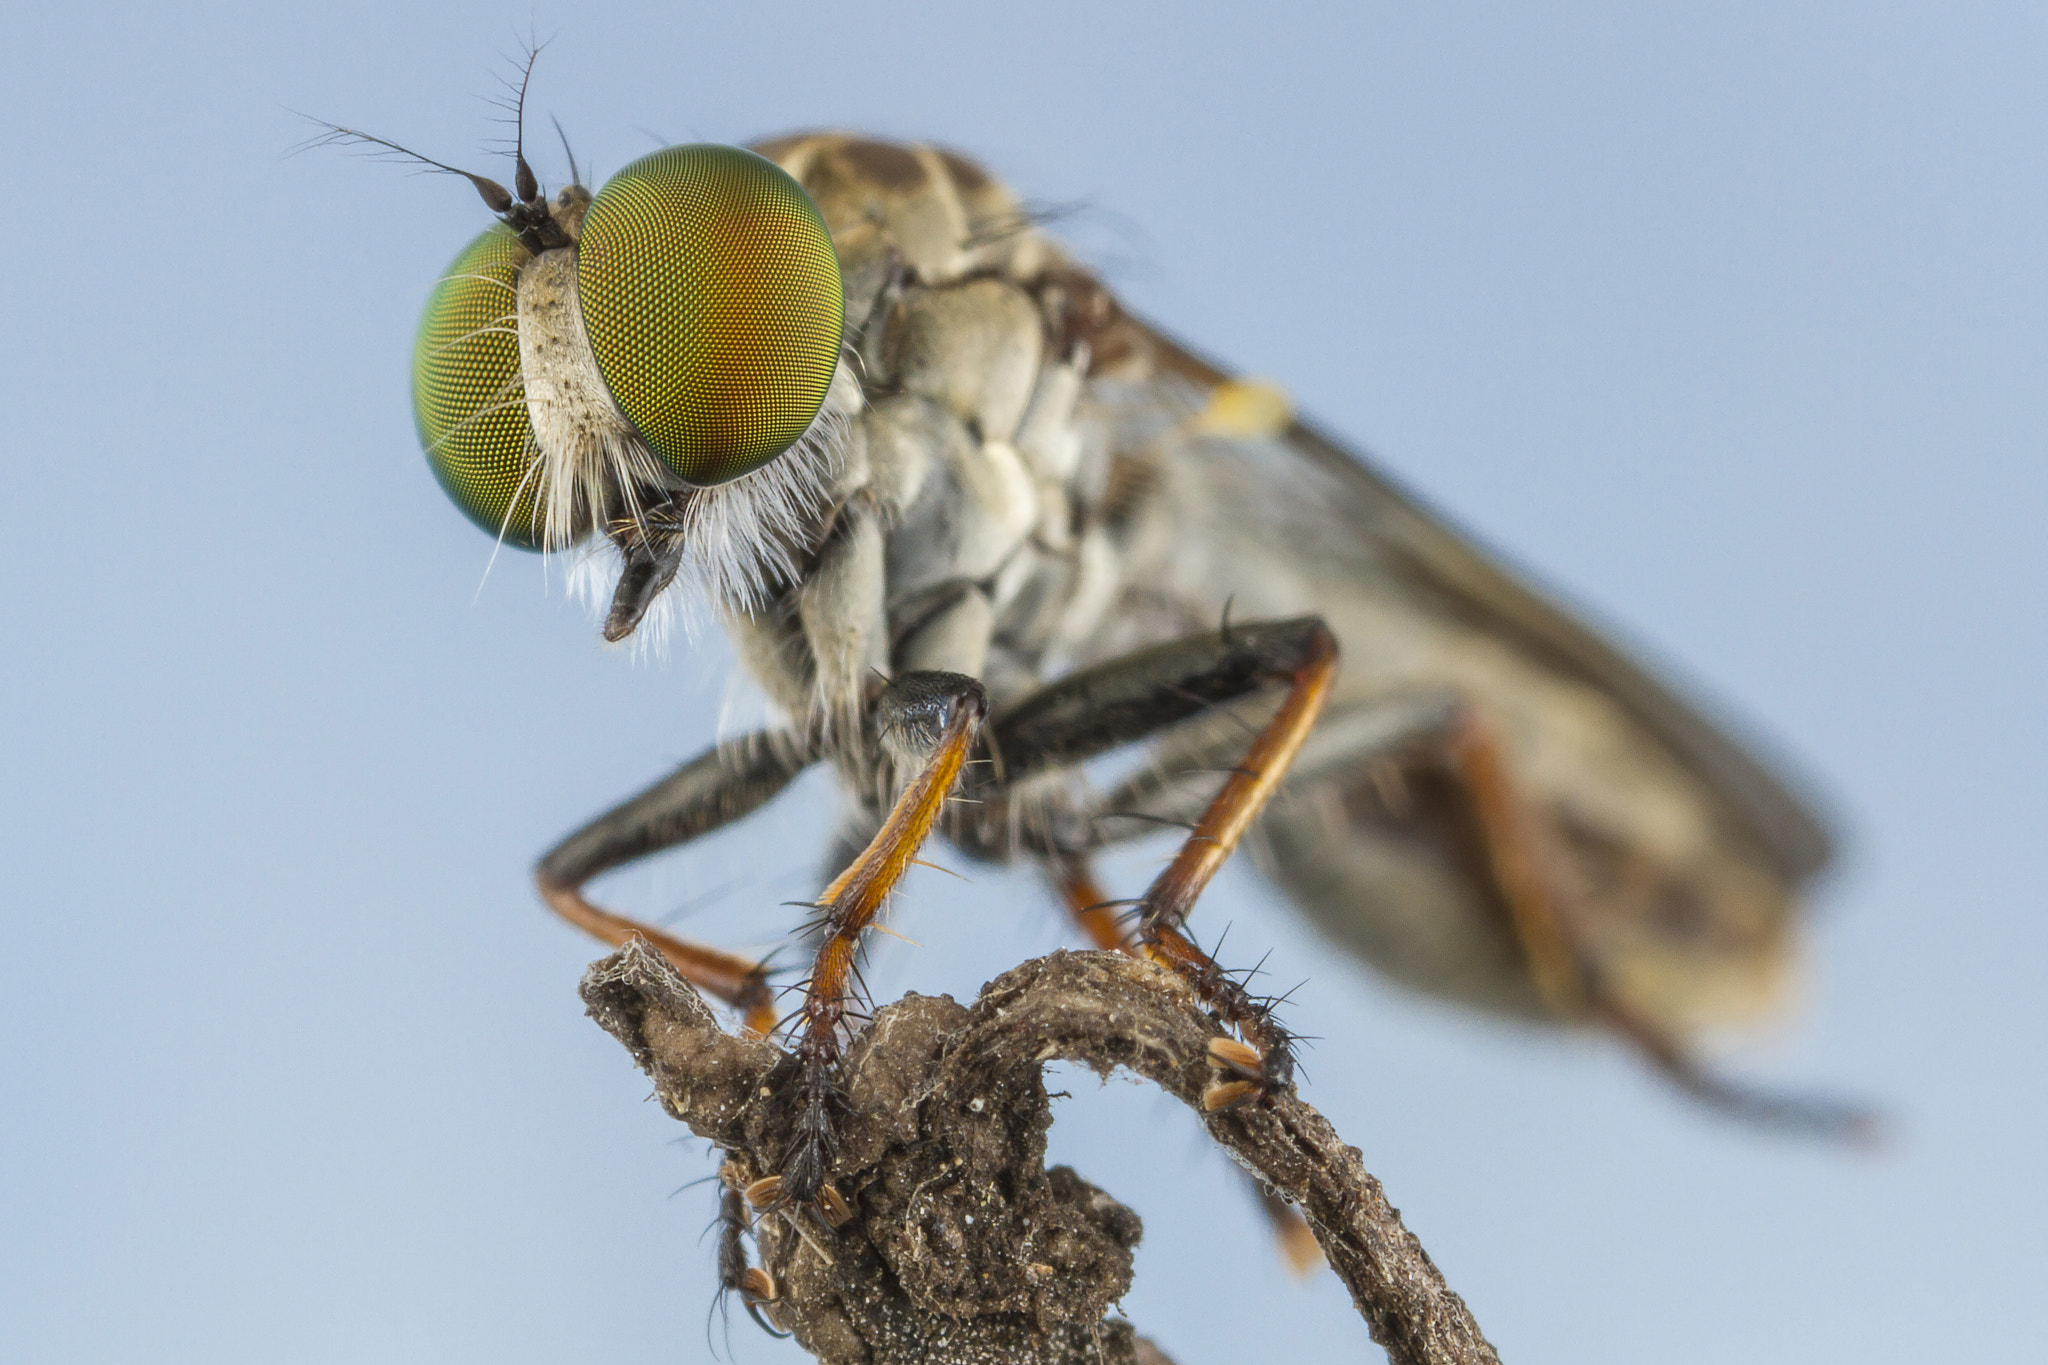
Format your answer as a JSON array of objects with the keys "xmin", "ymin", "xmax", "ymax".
[
  {"xmin": 412, "ymin": 224, "xmax": 546, "ymax": 549},
  {"xmin": 577, "ymin": 144, "xmax": 844, "ymax": 486}
]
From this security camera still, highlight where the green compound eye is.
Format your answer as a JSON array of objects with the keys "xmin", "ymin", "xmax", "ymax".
[
  {"xmin": 577, "ymin": 144, "xmax": 844, "ymax": 486},
  {"xmin": 412, "ymin": 224, "xmax": 547, "ymax": 549}
]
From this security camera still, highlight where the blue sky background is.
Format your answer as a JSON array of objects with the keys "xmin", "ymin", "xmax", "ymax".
[{"xmin": 3, "ymin": 3, "xmax": 2043, "ymax": 1361}]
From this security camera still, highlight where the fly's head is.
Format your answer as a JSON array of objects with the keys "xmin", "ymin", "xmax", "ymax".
[{"xmin": 322, "ymin": 67, "xmax": 848, "ymax": 644}]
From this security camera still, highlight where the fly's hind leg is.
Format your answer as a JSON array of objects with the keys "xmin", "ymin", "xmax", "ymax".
[
  {"xmin": 1051, "ymin": 665, "xmax": 1868, "ymax": 1137},
  {"xmin": 534, "ymin": 730, "xmax": 816, "ymax": 1037},
  {"xmin": 1254, "ymin": 692, "xmax": 1873, "ymax": 1141},
  {"xmin": 1438, "ymin": 705, "xmax": 1875, "ymax": 1140}
]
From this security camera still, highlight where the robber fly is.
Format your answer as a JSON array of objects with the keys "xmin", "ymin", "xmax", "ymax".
[{"xmin": 335, "ymin": 82, "xmax": 1862, "ymax": 1218}]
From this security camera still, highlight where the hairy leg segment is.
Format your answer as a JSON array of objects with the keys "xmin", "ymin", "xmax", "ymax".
[
  {"xmin": 537, "ymin": 620, "xmax": 1342, "ymax": 1214},
  {"xmin": 535, "ymin": 729, "xmax": 816, "ymax": 1037},
  {"xmin": 984, "ymin": 616, "xmax": 1343, "ymax": 1098},
  {"xmin": 777, "ymin": 672, "xmax": 989, "ymax": 1204}
]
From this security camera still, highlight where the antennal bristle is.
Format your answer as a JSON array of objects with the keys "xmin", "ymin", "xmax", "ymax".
[
  {"xmin": 512, "ymin": 41, "xmax": 543, "ymax": 203},
  {"xmin": 298, "ymin": 119, "xmax": 516, "ymax": 213}
]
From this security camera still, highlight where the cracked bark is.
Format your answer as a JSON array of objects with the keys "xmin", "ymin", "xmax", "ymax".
[{"xmin": 582, "ymin": 940, "xmax": 1500, "ymax": 1365}]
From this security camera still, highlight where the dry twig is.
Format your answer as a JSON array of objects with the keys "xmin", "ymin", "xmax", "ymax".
[{"xmin": 582, "ymin": 940, "xmax": 1499, "ymax": 1365}]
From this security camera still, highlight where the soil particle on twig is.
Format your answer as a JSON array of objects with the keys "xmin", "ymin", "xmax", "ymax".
[{"xmin": 581, "ymin": 940, "xmax": 1498, "ymax": 1365}]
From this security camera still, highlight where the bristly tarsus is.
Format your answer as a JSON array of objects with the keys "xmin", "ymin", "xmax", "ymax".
[{"xmin": 714, "ymin": 1167, "xmax": 788, "ymax": 1341}]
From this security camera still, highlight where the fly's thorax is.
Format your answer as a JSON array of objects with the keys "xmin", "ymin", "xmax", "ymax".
[
  {"xmin": 716, "ymin": 136, "xmax": 1150, "ymax": 719},
  {"xmin": 753, "ymin": 133, "xmax": 1055, "ymax": 293}
]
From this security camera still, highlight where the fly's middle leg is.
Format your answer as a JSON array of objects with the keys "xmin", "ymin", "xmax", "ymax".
[
  {"xmin": 1129, "ymin": 620, "xmax": 1339, "ymax": 1099},
  {"xmin": 1047, "ymin": 855, "xmax": 1133, "ymax": 952},
  {"xmin": 1259, "ymin": 692, "xmax": 1876, "ymax": 1142},
  {"xmin": 985, "ymin": 616, "xmax": 1342, "ymax": 1103},
  {"xmin": 1050, "ymin": 850, "xmax": 1325, "ymax": 1276}
]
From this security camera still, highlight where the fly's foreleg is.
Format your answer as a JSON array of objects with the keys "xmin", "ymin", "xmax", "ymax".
[
  {"xmin": 714, "ymin": 1163, "xmax": 788, "ymax": 1339},
  {"xmin": 534, "ymin": 730, "xmax": 814, "ymax": 1037},
  {"xmin": 779, "ymin": 671, "xmax": 989, "ymax": 1206}
]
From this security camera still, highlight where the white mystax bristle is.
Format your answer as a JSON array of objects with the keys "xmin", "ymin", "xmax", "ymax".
[{"xmin": 555, "ymin": 400, "xmax": 851, "ymax": 660}]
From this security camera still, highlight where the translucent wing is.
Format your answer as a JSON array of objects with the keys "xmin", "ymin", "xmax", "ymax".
[
  {"xmin": 1137, "ymin": 326, "xmax": 1832, "ymax": 883},
  {"xmin": 1071, "ymin": 314, "xmax": 1833, "ymax": 1028}
]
